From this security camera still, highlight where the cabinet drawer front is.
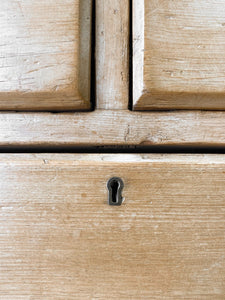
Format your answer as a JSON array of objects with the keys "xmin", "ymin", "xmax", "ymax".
[
  {"xmin": 0, "ymin": 154, "xmax": 225, "ymax": 299},
  {"xmin": 133, "ymin": 0, "xmax": 225, "ymax": 110},
  {"xmin": 0, "ymin": 0, "xmax": 92, "ymax": 111}
]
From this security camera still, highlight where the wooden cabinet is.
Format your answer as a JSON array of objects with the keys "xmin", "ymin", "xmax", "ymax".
[
  {"xmin": 133, "ymin": 0, "xmax": 225, "ymax": 110},
  {"xmin": 1, "ymin": 154, "xmax": 225, "ymax": 299},
  {"xmin": 0, "ymin": 0, "xmax": 92, "ymax": 111},
  {"xmin": 0, "ymin": 2, "xmax": 225, "ymax": 299}
]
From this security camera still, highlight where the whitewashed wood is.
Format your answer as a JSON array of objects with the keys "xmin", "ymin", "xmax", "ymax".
[
  {"xmin": 133, "ymin": 0, "xmax": 225, "ymax": 110},
  {"xmin": 96, "ymin": 0, "xmax": 129, "ymax": 109},
  {"xmin": 0, "ymin": 111, "xmax": 225, "ymax": 147},
  {"xmin": 0, "ymin": 154, "xmax": 225, "ymax": 299},
  {"xmin": 0, "ymin": 0, "xmax": 92, "ymax": 111}
]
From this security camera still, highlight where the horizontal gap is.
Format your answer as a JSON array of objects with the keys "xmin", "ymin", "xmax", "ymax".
[{"xmin": 0, "ymin": 145, "xmax": 225, "ymax": 154}]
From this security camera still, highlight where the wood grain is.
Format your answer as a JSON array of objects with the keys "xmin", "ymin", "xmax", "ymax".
[
  {"xmin": 96, "ymin": 0, "xmax": 129, "ymax": 109},
  {"xmin": 0, "ymin": 110, "xmax": 225, "ymax": 147},
  {"xmin": 0, "ymin": 154, "xmax": 224, "ymax": 299},
  {"xmin": 133, "ymin": 0, "xmax": 225, "ymax": 110},
  {"xmin": 0, "ymin": 0, "xmax": 92, "ymax": 111}
]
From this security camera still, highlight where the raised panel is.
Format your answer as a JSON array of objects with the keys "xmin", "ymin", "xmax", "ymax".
[
  {"xmin": 0, "ymin": 154, "xmax": 225, "ymax": 299},
  {"xmin": 133, "ymin": 0, "xmax": 225, "ymax": 110},
  {"xmin": 0, "ymin": 0, "xmax": 92, "ymax": 111}
]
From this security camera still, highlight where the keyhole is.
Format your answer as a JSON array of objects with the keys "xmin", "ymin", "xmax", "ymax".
[
  {"xmin": 107, "ymin": 177, "xmax": 124, "ymax": 206},
  {"xmin": 111, "ymin": 180, "xmax": 119, "ymax": 203}
]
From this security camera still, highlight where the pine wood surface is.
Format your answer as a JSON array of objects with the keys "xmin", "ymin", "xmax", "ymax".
[
  {"xmin": 133, "ymin": 0, "xmax": 225, "ymax": 110},
  {"xmin": 0, "ymin": 0, "xmax": 224, "ymax": 146},
  {"xmin": 0, "ymin": 154, "xmax": 224, "ymax": 299},
  {"xmin": 0, "ymin": 110, "xmax": 225, "ymax": 147},
  {"xmin": 96, "ymin": 0, "xmax": 129, "ymax": 110},
  {"xmin": 0, "ymin": 0, "xmax": 92, "ymax": 111}
]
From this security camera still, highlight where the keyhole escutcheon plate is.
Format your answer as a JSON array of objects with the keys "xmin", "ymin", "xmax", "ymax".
[{"xmin": 107, "ymin": 177, "xmax": 124, "ymax": 206}]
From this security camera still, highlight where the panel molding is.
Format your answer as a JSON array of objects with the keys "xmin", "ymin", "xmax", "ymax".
[
  {"xmin": 132, "ymin": 0, "xmax": 145, "ymax": 108},
  {"xmin": 132, "ymin": 0, "xmax": 225, "ymax": 110},
  {"xmin": 0, "ymin": 0, "xmax": 92, "ymax": 111}
]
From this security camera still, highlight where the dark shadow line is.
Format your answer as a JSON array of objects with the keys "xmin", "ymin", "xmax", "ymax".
[
  {"xmin": 90, "ymin": 0, "xmax": 96, "ymax": 111},
  {"xmin": 128, "ymin": 0, "xmax": 133, "ymax": 111},
  {"xmin": 0, "ymin": 145, "xmax": 225, "ymax": 154}
]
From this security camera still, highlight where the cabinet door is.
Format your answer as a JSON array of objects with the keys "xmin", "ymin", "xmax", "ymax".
[
  {"xmin": 0, "ymin": 0, "xmax": 92, "ymax": 111},
  {"xmin": 1, "ymin": 154, "xmax": 225, "ymax": 299},
  {"xmin": 133, "ymin": 0, "xmax": 225, "ymax": 110}
]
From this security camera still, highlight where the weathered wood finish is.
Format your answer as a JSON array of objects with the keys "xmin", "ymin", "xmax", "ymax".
[
  {"xmin": 0, "ymin": 111, "xmax": 225, "ymax": 147},
  {"xmin": 96, "ymin": 0, "xmax": 129, "ymax": 109},
  {"xmin": 0, "ymin": 0, "xmax": 224, "ymax": 146},
  {"xmin": 0, "ymin": 154, "xmax": 225, "ymax": 299},
  {"xmin": 133, "ymin": 0, "xmax": 225, "ymax": 110},
  {"xmin": 0, "ymin": 0, "xmax": 92, "ymax": 111}
]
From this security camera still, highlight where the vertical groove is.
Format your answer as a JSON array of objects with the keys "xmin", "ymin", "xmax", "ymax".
[
  {"xmin": 90, "ymin": 0, "xmax": 96, "ymax": 111},
  {"xmin": 129, "ymin": 0, "xmax": 133, "ymax": 110}
]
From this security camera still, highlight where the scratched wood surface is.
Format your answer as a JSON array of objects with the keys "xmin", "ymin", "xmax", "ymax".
[
  {"xmin": 0, "ymin": 154, "xmax": 224, "ymax": 299},
  {"xmin": 0, "ymin": 0, "xmax": 92, "ymax": 111},
  {"xmin": 96, "ymin": 0, "xmax": 129, "ymax": 109},
  {"xmin": 133, "ymin": 0, "xmax": 225, "ymax": 110},
  {"xmin": 0, "ymin": 110, "xmax": 225, "ymax": 147}
]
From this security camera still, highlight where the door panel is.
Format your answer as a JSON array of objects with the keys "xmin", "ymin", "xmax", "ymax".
[
  {"xmin": 0, "ymin": 154, "xmax": 224, "ymax": 299},
  {"xmin": 0, "ymin": 0, "xmax": 92, "ymax": 111},
  {"xmin": 133, "ymin": 0, "xmax": 225, "ymax": 110}
]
